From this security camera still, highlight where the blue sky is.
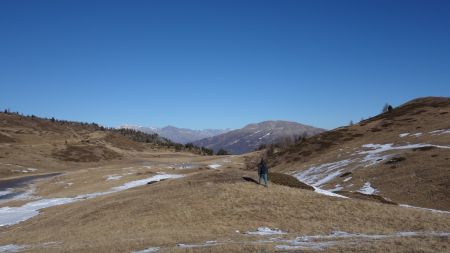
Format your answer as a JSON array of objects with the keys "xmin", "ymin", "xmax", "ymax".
[{"xmin": 1, "ymin": 0, "xmax": 449, "ymax": 130}]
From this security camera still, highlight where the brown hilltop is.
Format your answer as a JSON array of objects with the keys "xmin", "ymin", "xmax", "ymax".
[
  {"xmin": 265, "ymin": 97, "xmax": 450, "ymax": 210},
  {"xmin": 0, "ymin": 112, "xmax": 206, "ymax": 179}
]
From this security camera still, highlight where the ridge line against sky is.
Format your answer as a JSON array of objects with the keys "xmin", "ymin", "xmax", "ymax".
[{"xmin": 1, "ymin": 0, "xmax": 449, "ymax": 130}]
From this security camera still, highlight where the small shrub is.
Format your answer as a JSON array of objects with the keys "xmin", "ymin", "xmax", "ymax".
[{"xmin": 216, "ymin": 148, "xmax": 229, "ymax": 155}]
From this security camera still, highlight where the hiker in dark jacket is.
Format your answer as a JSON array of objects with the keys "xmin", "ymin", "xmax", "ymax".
[{"xmin": 258, "ymin": 158, "xmax": 269, "ymax": 187}]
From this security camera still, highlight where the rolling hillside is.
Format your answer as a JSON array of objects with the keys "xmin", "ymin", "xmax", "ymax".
[
  {"xmin": 0, "ymin": 113, "xmax": 210, "ymax": 178},
  {"xmin": 263, "ymin": 97, "xmax": 450, "ymax": 211}
]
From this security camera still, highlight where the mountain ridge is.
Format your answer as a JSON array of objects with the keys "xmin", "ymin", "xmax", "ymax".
[
  {"xmin": 119, "ymin": 125, "xmax": 231, "ymax": 144},
  {"xmin": 194, "ymin": 120, "xmax": 326, "ymax": 154}
]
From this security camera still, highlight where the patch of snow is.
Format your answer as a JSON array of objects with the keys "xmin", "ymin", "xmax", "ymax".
[
  {"xmin": 246, "ymin": 227, "xmax": 287, "ymax": 235},
  {"xmin": 249, "ymin": 130, "xmax": 262, "ymax": 137},
  {"xmin": 358, "ymin": 182, "xmax": 378, "ymax": 195},
  {"xmin": 313, "ymin": 187, "xmax": 348, "ymax": 198},
  {"xmin": 399, "ymin": 133, "xmax": 422, "ymax": 138},
  {"xmin": 0, "ymin": 187, "xmax": 36, "ymax": 204},
  {"xmin": 358, "ymin": 143, "xmax": 450, "ymax": 167},
  {"xmin": 412, "ymin": 231, "xmax": 450, "ymax": 237},
  {"xmin": 112, "ymin": 174, "xmax": 184, "ymax": 191},
  {"xmin": 177, "ymin": 241, "xmax": 219, "ymax": 248},
  {"xmin": 39, "ymin": 241, "xmax": 62, "ymax": 249},
  {"xmin": 343, "ymin": 177, "xmax": 352, "ymax": 182},
  {"xmin": 360, "ymin": 143, "xmax": 450, "ymax": 154},
  {"xmin": 271, "ymin": 230, "xmax": 450, "ymax": 251},
  {"xmin": 360, "ymin": 153, "xmax": 392, "ymax": 167},
  {"xmin": 106, "ymin": 175, "xmax": 122, "ymax": 181},
  {"xmin": 440, "ymin": 129, "xmax": 450, "ymax": 134},
  {"xmin": 208, "ymin": 164, "xmax": 222, "ymax": 169},
  {"xmin": 314, "ymin": 170, "xmax": 344, "ymax": 187},
  {"xmin": 0, "ymin": 163, "xmax": 24, "ymax": 168},
  {"xmin": 132, "ymin": 247, "xmax": 160, "ymax": 253},
  {"xmin": 399, "ymin": 204, "xmax": 450, "ymax": 214},
  {"xmin": 258, "ymin": 132, "xmax": 271, "ymax": 140},
  {"xmin": 331, "ymin": 230, "xmax": 450, "ymax": 239},
  {"xmin": 429, "ymin": 129, "xmax": 450, "ymax": 135},
  {"xmin": 273, "ymin": 230, "xmax": 450, "ymax": 250},
  {"xmin": 3, "ymin": 197, "xmax": 79, "ymax": 223},
  {"xmin": 274, "ymin": 241, "xmax": 335, "ymax": 250},
  {"xmin": 328, "ymin": 184, "xmax": 343, "ymax": 192},
  {"xmin": 18, "ymin": 168, "xmax": 39, "ymax": 173},
  {"xmin": 293, "ymin": 160, "xmax": 352, "ymax": 198},
  {"xmin": 0, "ymin": 190, "xmax": 13, "ymax": 197},
  {"xmin": 294, "ymin": 159, "xmax": 352, "ymax": 187},
  {"xmin": 175, "ymin": 163, "xmax": 193, "ymax": 169},
  {"xmin": 0, "ymin": 244, "xmax": 26, "ymax": 252},
  {"xmin": 228, "ymin": 139, "xmax": 240, "ymax": 145},
  {"xmin": 0, "ymin": 173, "xmax": 184, "ymax": 227}
]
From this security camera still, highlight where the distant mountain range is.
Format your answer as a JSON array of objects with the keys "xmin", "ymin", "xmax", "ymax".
[
  {"xmin": 119, "ymin": 125, "xmax": 230, "ymax": 144},
  {"xmin": 193, "ymin": 120, "xmax": 326, "ymax": 154}
]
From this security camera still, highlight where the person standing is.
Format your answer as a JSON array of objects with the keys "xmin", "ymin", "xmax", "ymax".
[{"xmin": 258, "ymin": 158, "xmax": 269, "ymax": 187}]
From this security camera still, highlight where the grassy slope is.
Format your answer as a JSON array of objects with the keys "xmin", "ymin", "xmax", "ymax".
[
  {"xmin": 0, "ymin": 168, "xmax": 449, "ymax": 252},
  {"xmin": 0, "ymin": 112, "xmax": 202, "ymax": 178},
  {"xmin": 266, "ymin": 97, "xmax": 450, "ymax": 210}
]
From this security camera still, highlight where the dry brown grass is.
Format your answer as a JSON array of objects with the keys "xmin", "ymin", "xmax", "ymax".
[
  {"xmin": 335, "ymin": 191, "xmax": 397, "ymax": 205},
  {"xmin": 52, "ymin": 144, "xmax": 122, "ymax": 162},
  {"xmin": 265, "ymin": 97, "xmax": 450, "ymax": 210},
  {"xmin": 268, "ymin": 172, "xmax": 314, "ymax": 190},
  {"xmin": 104, "ymin": 133, "xmax": 144, "ymax": 151},
  {"xmin": 0, "ymin": 132, "xmax": 15, "ymax": 143},
  {"xmin": 1, "ymin": 169, "xmax": 449, "ymax": 252},
  {"xmin": 0, "ymin": 112, "xmax": 175, "ymax": 179}
]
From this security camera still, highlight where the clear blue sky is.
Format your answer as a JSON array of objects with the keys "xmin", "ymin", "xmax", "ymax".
[{"xmin": 1, "ymin": 0, "xmax": 449, "ymax": 130}]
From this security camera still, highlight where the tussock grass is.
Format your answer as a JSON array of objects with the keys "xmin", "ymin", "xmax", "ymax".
[
  {"xmin": 52, "ymin": 144, "xmax": 121, "ymax": 162},
  {"xmin": 1, "ymin": 170, "xmax": 449, "ymax": 252},
  {"xmin": 268, "ymin": 172, "xmax": 314, "ymax": 190},
  {"xmin": 265, "ymin": 97, "xmax": 450, "ymax": 211}
]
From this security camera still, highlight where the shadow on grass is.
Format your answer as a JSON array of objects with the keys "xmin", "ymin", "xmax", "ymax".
[{"xmin": 242, "ymin": 176, "xmax": 259, "ymax": 185}]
